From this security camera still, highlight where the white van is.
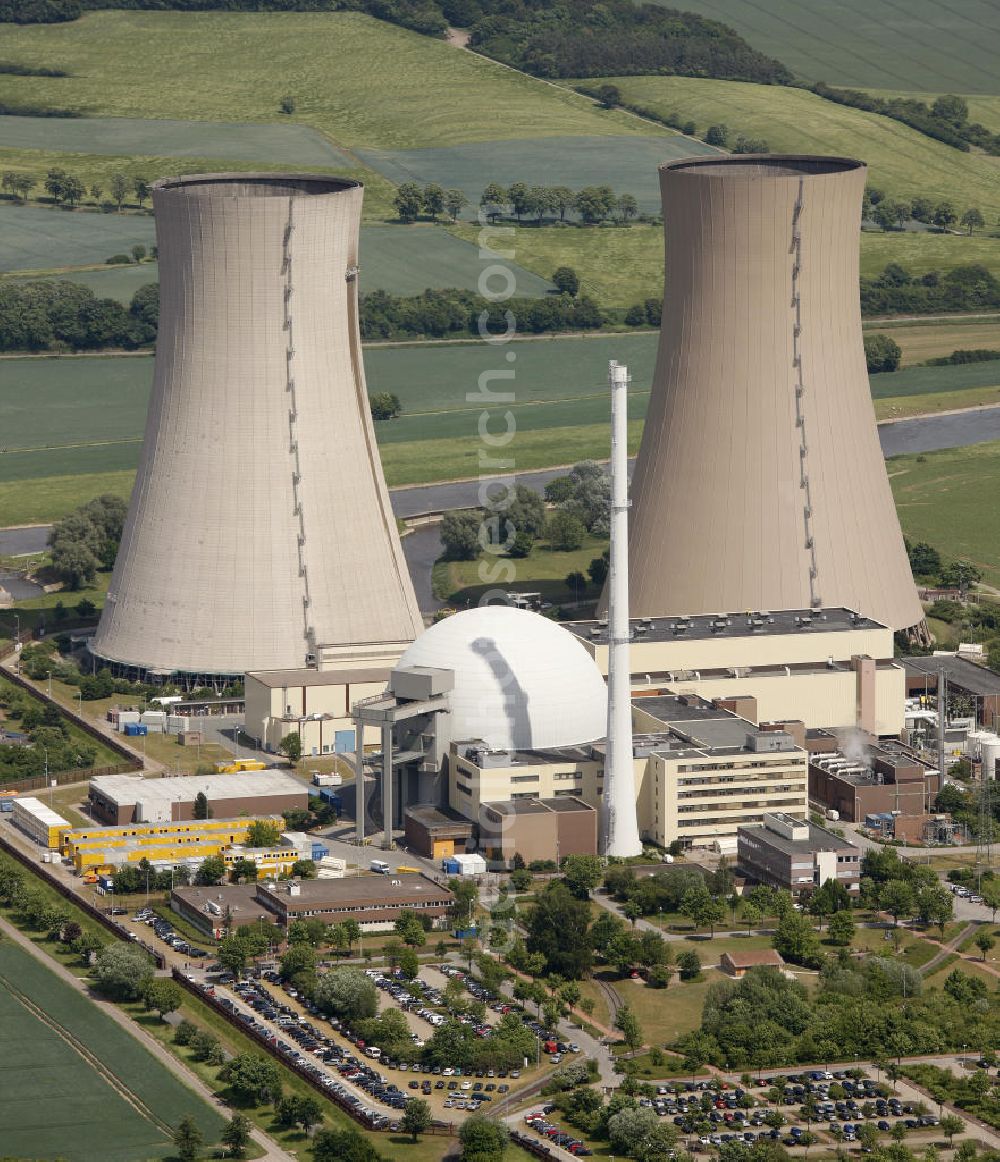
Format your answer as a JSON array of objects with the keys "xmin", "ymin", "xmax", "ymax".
[
  {"xmin": 363, "ymin": 1046, "xmax": 382, "ymax": 1059},
  {"xmin": 370, "ymin": 860, "xmax": 390, "ymax": 874}
]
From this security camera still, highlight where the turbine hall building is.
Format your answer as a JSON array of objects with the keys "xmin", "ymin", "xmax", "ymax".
[
  {"xmin": 91, "ymin": 173, "xmax": 422, "ymax": 682},
  {"xmin": 616, "ymin": 156, "xmax": 922, "ymax": 636}
]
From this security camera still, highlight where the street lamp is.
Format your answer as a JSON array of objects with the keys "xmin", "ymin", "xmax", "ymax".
[{"xmin": 47, "ymin": 670, "xmax": 52, "ymax": 699}]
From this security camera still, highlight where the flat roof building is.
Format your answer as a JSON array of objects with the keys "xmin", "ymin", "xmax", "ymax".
[
  {"xmin": 89, "ymin": 771, "xmax": 308, "ymax": 825},
  {"xmin": 737, "ymin": 812, "xmax": 861, "ymax": 896},
  {"xmin": 403, "ymin": 804, "xmax": 475, "ymax": 862},
  {"xmin": 478, "ymin": 797, "xmax": 598, "ymax": 865},
  {"xmin": 171, "ymin": 884, "xmax": 275, "ymax": 940},
  {"xmin": 903, "ymin": 655, "xmax": 1000, "ymax": 727},
  {"xmin": 11, "ymin": 797, "xmax": 71, "ymax": 850},
  {"xmin": 255, "ymin": 873, "xmax": 454, "ymax": 931},
  {"xmin": 808, "ymin": 742, "xmax": 941, "ymax": 822}
]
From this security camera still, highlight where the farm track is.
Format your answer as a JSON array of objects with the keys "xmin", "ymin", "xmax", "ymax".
[{"xmin": 0, "ymin": 970, "xmax": 174, "ymax": 1136}]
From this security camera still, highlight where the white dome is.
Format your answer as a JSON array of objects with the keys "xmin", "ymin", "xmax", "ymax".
[{"xmin": 398, "ymin": 606, "xmax": 608, "ymax": 751}]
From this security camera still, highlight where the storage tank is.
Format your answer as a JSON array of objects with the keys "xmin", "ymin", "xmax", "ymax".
[
  {"xmin": 981, "ymin": 734, "xmax": 1000, "ymax": 780},
  {"xmin": 92, "ymin": 173, "xmax": 422, "ymax": 679},
  {"xmin": 968, "ymin": 730, "xmax": 989, "ymax": 760},
  {"xmin": 610, "ymin": 156, "xmax": 923, "ymax": 633}
]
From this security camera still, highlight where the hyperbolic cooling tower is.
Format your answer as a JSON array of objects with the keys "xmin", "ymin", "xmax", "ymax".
[
  {"xmin": 624, "ymin": 156, "xmax": 922, "ymax": 632},
  {"xmin": 93, "ymin": 174, "xmax": 422, "ymax": 677}
]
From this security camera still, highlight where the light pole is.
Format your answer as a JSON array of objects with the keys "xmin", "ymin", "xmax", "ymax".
[
  {"xmin": 13, "ymin": 612, "xmax": 20, "ymax": 673},
  {"xmin": 47, "ymin": 670, "xmax": 52, "ymax": 699}
]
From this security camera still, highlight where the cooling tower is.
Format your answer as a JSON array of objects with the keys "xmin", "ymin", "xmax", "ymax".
[
  {"xmin": 624, "ymin": 156, "xmax": 922, "ymax": 632},
  {"xmin": 92, "ymin": 173, "xmax": 422, "ymax": 678}
]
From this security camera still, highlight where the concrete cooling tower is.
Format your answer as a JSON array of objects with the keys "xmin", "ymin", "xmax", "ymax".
[
  {"xmin": 92, "ymin": 174, "xmax": 422, "ymax": 679},
  {"xmin": 624, "ymin": 155, "xmax": 922, "ymax": 634}
]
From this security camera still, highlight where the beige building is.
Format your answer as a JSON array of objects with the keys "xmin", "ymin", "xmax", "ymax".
[
  {"xmin": 445, "ymin": 694, "xmax": 808, "ymax": 852},
  {"xmin": 566, "ymin": 607, "xmax": 904, "ymax": 736},
  {"xmin": 245, "ymin": 664, "xmax": 393, "ymax": 755},
  {"xmin": 617, "ymin": 156, "xmax": 922, "ymax": 635}
]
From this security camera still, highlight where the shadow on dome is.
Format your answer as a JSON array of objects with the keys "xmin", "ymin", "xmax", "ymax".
[{"xmin": 470, "ymin": 636, "xmax": 532, "ymax": 750}]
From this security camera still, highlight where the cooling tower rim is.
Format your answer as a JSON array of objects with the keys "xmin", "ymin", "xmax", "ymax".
[
  {"xmin": 153, "ymin": 172, "xmax": 363, "ymax": 198},
  {"xmin": 660, "ymin": 154, "xmax": 864, "ymax": 178}
]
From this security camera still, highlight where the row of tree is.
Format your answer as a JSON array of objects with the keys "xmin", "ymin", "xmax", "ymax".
[
  {"xmin": 478, "ymin": 181, "xmax": 639, "ymax": 226},
  {"xmin": 0, "ymin": 279, "xmax": 158, "ymax": 354},
  {"xmin": 861, "ymin": 262, "xmax": 1000, "ymax": 317},
  {"xmin": 1, "ymin": 168, "xmax": 152, "ymax": 210},
  {"xmin": 865, "ymin": 186, "xmax": 986, "ymax": 234},
  {"xmin": 393, "ymin": 181, "xmax": 467, "ymax": 223}
]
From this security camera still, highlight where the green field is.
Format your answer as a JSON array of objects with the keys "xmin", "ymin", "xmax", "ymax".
[
  {"xmin": 868, "ymin": 91, "xmax": 1000, "ymax": 137},
  {"xmin": 874, "ymin": 318, "xmax": 1000, "ymax": 366},
  {"xmin": 876, "ymin": 383, "xmax": 1000, "ymax": 421},
  {"xmin": 0, "ymin": 941, "xmax": 224, "ymax": 1162},
  {"xmin": 870, "ymin": 359, "xmax": 1000, "ymax": 399},
  {"xmin": 0, "ymin": 112, "xmax": 353, "ymax": 165},
  {"xmin": 11, "ymin": 263, "xmax": 157, "ymax": 303},
  {"xmin": 889, "ymin": 439, "xmax": 1000, "ymax": 585},
  {"xmin": 571, "ymin": 76, "xmax": 1000, "ymax": 223},
  {"xmin": 657, "ymin": 0, "xmax": 1000, "ymax": 93},
  {"xmin": 0, "ymin": 204, "xmax": 156, "ymax": 272},
  {"xmin": 0, "ymin": 11, "xmax": 655, "ymax": 150},
  {"xmin": 358, "ymin": 133, "xmax": 713, "ymax": 216}
]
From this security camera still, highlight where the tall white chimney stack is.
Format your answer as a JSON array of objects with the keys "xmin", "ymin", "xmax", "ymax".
[{"xmin": 602, "ymin": 360, "xmax": 643, "ymax": 858}]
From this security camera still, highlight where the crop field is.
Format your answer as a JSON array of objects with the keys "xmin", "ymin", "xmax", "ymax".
[
  {"xmin": 358, "ymin": 133, "xmax": 714, "ymax": 217},
  {"xmin": 0, "ymin": 204, "xmax": 155, "ymax": 272},
  {"xmin": 889, "ymin": 439, "xmax": 1000, "ymax": 585},
  {"xmin": 869, "ymin": 359, "xmax": 1000, "ymax": 399},
  {"xmin": 0, "ymin": 941, "xmax": 223, "ymax": 1162},
  {"xmin": 0, "ymin": 11, "xmax": 655, "ymax": 150},
  {"xmin": 873, "ymin": 318, "xmax": 1000, "ymax": 366},
  {"xmin": 12, "ymin": 263, "xmax": 157, "ymax": 303},
  {"xmin": 875, "ymin": 384, "xmax": 1000, "ymax": 422},
  {"xmin": 0, "ymin": 112, "xmax": 353, "ymax": 166},
  {"xmin": 654, "ymin": 0, "xmax": 1000, "ymax": 93},
  {"xmin": 573, "ymin": 77, "xmax": 1000, "ymax": 223}
]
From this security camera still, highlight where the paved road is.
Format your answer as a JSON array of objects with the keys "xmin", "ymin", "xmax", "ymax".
[
  {"xmin": 0, "ymin": 525, "xmax": 49, "ymax": 556},
  {"xmin": 879, "ymin": 406, "xmax": 1000, "ymax": 456},
  {"xmin": 400, "ymin": 522, "xmax": 445, "ymax": 611}
]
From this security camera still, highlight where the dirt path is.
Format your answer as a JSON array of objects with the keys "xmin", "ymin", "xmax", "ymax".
[
  {"xmin": 0, "ymin": 917, "xmax": 294, "ymax": 1162},
  {"xmin": 919, "ymin": 920, "xmax": 977, "ymax": 976}
]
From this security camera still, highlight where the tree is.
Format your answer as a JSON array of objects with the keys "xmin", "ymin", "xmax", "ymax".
[
  {"xmin": 705, "ymin": 123, "xmax": 730, "ymax": 146},
  {"xmin": 459, "ymin": 1113, "xmax": 508, "ymax": 1158},
  {"xmin": 131, "ymin": 243, "xmax": 146, "ymax": 263},
  {"xmin": 291, "ymin": 859, "xmax": 316, "ymax": 879},
  {"xmin": 525, "ymin": 880, "xmax": 592, "ymax": 978},
  {"xmin": 279, "ymin": 94, "xmax": 296, "ymax": 114},
  {"xmin": 940, "ymin": 559, "xmax": 982, "ymax": 592},
  {"xmin": 278, "ymin": 732, "xmax": 302, "ymax": 764},
  {"xmin": 552, "ymin": 266, "xmax": 580, "ymax": 296},
  {"xmin": 313, "ymin": 1128, "xmax": 383, "ymax": 1162},
  {"xmin": 49, "ymin": 541, "xmax": 100, "ymax": 590},
  {"xmin": 444, "ymin": 188, "xmax": 468, "ymax": 221},
  {"xmin": 441, "ymin": 509, "xmax": 482, "ymax": 561},
  {"xmin": 588, "ymin": 549, "xmax": 609, "ymax": 587},
  {"xmin": 314, "ymin": 967, "xmax": 378, "ymax": 1022},
  {"xmin": 562, "ymin": 854, "xmax": 603, "ymax": 898},
  {"xmin": 173, "ymin": 1116, "xmax": 203, "ymax": 1162},
  {"xmin": 982, "ymin": 879, "xmax": 1000, "ymax": 922},
  {"xmin": 61, "ymin": 174, "xmax": 85, "ymax": 207},
  {"xmin": 246, "ymin": 820, "xmax": 282, "ymax": 848},
  {"xmin": 480, "ymin": 182, "xmax": 507, "ymax": 222},
  {"xmin": 596, "ymin": 83, "xmax": 621, "ymax": 108},
  {"xmin": 394, "ymin": 181, "xmax": 423, "ymax": 223},
  {"xmin": 932, "ymin": 94, "xmax": 969, "ymax": 125},
  {"xmin": 615, "ymin": 193, "xmax": 638, "ymax": 224},
  {"xmin": 195, "ymin": 854, "xmax": 226, "ymax": 886},
  {"xmin": 864, "ymin": 333, "xmax": 903, "ymax": 373},
  {"xmin": 976, "ymin": 930, "xmax": 995, "ymax": 961},
  {"xmin": 773, "ymin": 912, "xmax": 822, "ymax": 967},
  {"xmin": 110, "ymin": 171, "xmax": 128, "ymax": 211},
  {"xmin": 193, "ymin": 791, "xmax": 210, "ymax": 820},
  {"xmin": 507, "ymin": 181, "xmax": 530, "ymax": 222},
  {"xmin": 677, "ymin": 949, "xmax": 701, "ymax": 980},
  {"xmin": 880, "ymin": 879, "xmax": 914, "ymax": 926},
  {"xmin": 933, "ymin": 202, "xmax": 958, "ymax": 230},
  {"xmin": 369, "ymin": 391, "xmax": 402, "ymax": 420},
  {"xmin": 545, "ymin": 511, "xmax": 585, "ymax": 551},
  {"xmin": 402, "ymin": 1097, "xmax": 431, "ymax": 1141},
  {"xmin": 550, "ymin": 186, "xmax": 575, "ymax": 222},
  {"xmin": 940, "ymin": 1114, "xmax": 965, "ymax": 1145},
  {"xmin": 574, "ymin": 184, "xmax": 616, "ymax": 224},
  {"xmin": 142, "ymin": 977, "xmax": 182, "ymax": 1019},
  {"xmin": 219, "ymin": 1053, "xmax": 283, "ymax": 1106},
  {"xmin": 565, "ymin": 569, "xmax": 587, "ymax": 600},
  {"xmin": 616, "ymin": 1002, "xmax": 643, "ymax": 1051},
  {"xmin": 827, "ymin": 909, "xmax": 856, "ymax": 947},
  {"xmin": 221, "ymin": 1113, "xmax": 252, "ymax": 1158},
  {"xmin": 422, "ymin": 183, "xmax": 445, "ymax": 220},
  {"xmin": 133, "ymin": 176, "xmax": 151, "ymax": 207},
  {"xmin": 93, "ymin": 942, "xmax": 153, "ymax": 1000},
  {"xmin": 229, "ymin": 858, "xmax": 259, "ymax": 884},
  {"xmin": 961, "ymin": 208, "xmax": 985, "ymax": 235}
]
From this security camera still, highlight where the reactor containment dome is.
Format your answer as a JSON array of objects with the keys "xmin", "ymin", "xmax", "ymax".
[
  {"xmin": 92, "ymin": 174, "xmax": 422, "ymax": 679},
  {"xmin": 621, "ymin": 155, "xmax": 922, "ymax": 634},
  {"xmin": 397, "ymin": 606, "xmax": 608, "ymax": 752}
]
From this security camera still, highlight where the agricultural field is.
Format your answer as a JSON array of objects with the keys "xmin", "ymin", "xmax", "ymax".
[
  {"xmin": 873, "ymin": 318, "xmax": 1000, "ymax": 367},
  {"xmin": 0, "ymin": 204, "xmax": 156, "ymax": 272},
  {"xmin": 0, "ymin": 112, "xmax": 354, "ymax": 166},
  {"xmin": 889, "ymin": 438, "xmax": 1000, "ymax": 585},
  {"xmin": 870, "ymin": 359, "xmax": 1000, "ymax": 400},
  {"xmin": 0, "ymin": 11, "xmax": 656, "ymax": 150},
  {"xmin": 655, "ymin": 0, "xmax": 1000, "ymax": 93},
  {"xmin": 11, "ymin": 262, "xmax": 157, "ymax": 303},
  {"xmin": 358, "ymin": 132, "xmax": 714, "ymax": 217},
  {"xmin": 875, "ymin": 384, "xmax": 1000, "ymax": 422},
  {"xmin": 0, "ymin": 941, "xmax": 224, "ymax": 1162},
  {"xmin": 567, "ymin": 76, "xmax": 1000, "ymax": 223}
]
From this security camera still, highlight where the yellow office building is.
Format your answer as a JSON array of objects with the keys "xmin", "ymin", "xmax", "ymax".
[{"xmin": 62, "ymin": 816, "xmax": 280, "ymax": 873}]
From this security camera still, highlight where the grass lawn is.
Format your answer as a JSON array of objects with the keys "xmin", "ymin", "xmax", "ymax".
[
  {"xmin": 358, "ymin": 132, "xmax": 712, "ymax": 218},
  {"xmin": 436, "ymin": 532, "xmax": 608, "ymax": 605},
  {"xmin": 871, "ymin": 359, "xmax": 1000, "ymax": 399},
  {"xmin": 875, "ymin": 384, "xmax": 1000, "ymax": 422},
  {"xmin": 872, "ymin": 318, "xmax": 1000, "ymax": 367},
  {"xmin": 562, "ymin": 75, "xmax": 1000, "ymax": 223},
  {"xmin": 650, "ymin": 0, "xmax": 1000, "ymax": 93},
  {"xmin": 888, "ymin": 439, "xmax": 1000, "ymax": 586},
  {"xmin": 618, "ymin": 974, "xmax": 715, "ymax": 1044},
  {"xmin": 0, "ymin": 11, "xmax": 655, "ymax": 150},
  {"xmin": 9, "ymin": 262, "xmax": 157, "ymax": 303},
  {"xmin": 0, "ymin": 940, "xmax": 225, "ymax": 1161}
]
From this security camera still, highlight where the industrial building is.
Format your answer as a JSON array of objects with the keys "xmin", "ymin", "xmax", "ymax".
[
  {"xmin": 808, "ymin": 743, "xmax": 942, "ymax": 823},
  {"xmin": 10, "ymin": 797, "xmax": 71, "ymax": 850},
  {"xmin": 61, "ymin": 816, "xmax": 279, "ymax": 873},
  {"xmin": 903, "ymin": 654, "xmax": 1000, "ymax": 729},
  {"xmin": 88, "ymin": 771, "xmax": 308, "ymax": 825},
  {"xmin": 567, "ymin": 607, "xmax": 904, "ymax": 737},
  {"xmin": 616, "ymin": 156, "xmax": 922, "ymax": 636},
  {"xmin": 478, "ymin": 797, "xmax": 598, "ymax": 865},
  {"xmin": 91, "ymin": 173, "xmax": 422, "ymax": 680},
  {"xmin": 255, "ymin": 874, "xmax": 455, "ymax": 931},
  {"xmin": 737, "ymin": 812, "xmax": 861, "ymax": 896},
  {"xmin": 244, "ymin": 665, "xmax": 389, "ymax": 756},
  {"xmin": 403, "ymin": 804, "xmax": 474, "ymax": 861},
  {"xmin": 171, "ymin": 884, "xmax": 274, "ymax": 939}
]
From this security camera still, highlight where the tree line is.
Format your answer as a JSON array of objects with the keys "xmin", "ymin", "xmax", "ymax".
[
  {"xmin": 1, "ymin": 168, "xmax": 153, "ymax": 211},
  {"xmin": 478, "ymin": 180, "xmax": 640, "ymax": 226},
  {"xmin": 0, "ymin": 280, "xmax": 158, "ymax": 354},
  {"xmin": 814, "ymin": 85, "xmax": 1000, "ymax": 157},
  {"xmin": 864, "ymin": 185, "xmax": 985, "ymax": 235},
  {"xmin": 861, "ymin": 262, "xmax": 1000, "ymax": 317}
]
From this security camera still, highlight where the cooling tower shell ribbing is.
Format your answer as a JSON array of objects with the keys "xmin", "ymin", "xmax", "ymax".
[
  {"xmin": 92, "ymin": 173, "xmax": 422, "ymax": 677},
  {"xmin": 623, "ymin": 155, "xmax": 922, "ymax": 632}
]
